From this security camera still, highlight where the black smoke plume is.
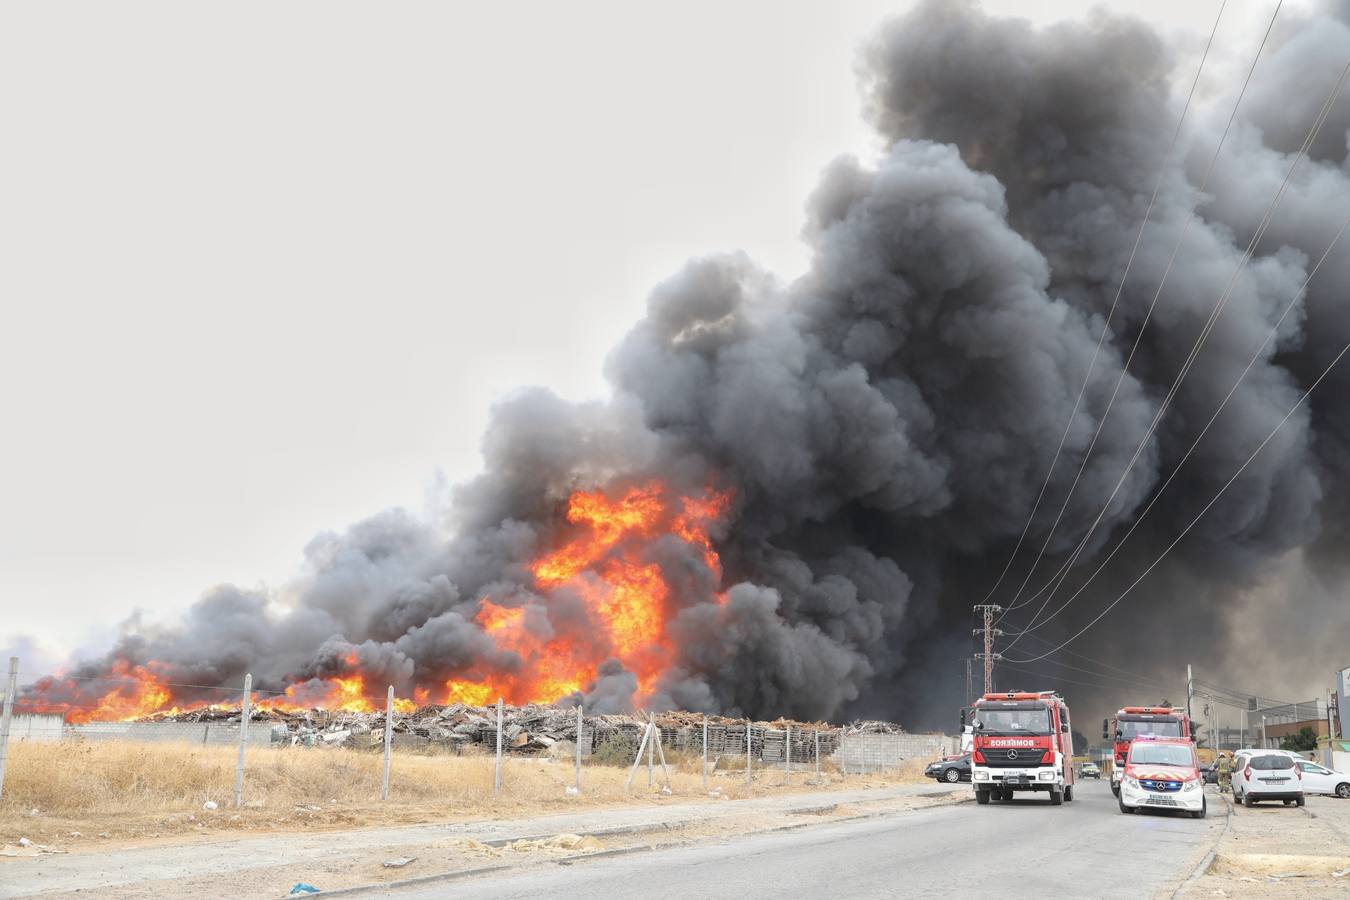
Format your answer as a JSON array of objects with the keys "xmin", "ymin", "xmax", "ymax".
[{"xmin": 22, "ymin": 0, "xmax": 1350, "ymax": 726}]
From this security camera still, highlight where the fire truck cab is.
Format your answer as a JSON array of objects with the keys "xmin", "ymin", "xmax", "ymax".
[
  {"xmin": 1103, "ymin": 706, "xmax": 1193, "ymax": 797},
  {"xmin": 969, "ymin": 690, "xmax": 1076, "ymax": 805}
]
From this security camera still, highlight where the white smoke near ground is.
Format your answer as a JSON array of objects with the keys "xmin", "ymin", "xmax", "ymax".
[{"xmin": 18, "ymin": 0, "xmax": 1350, "ymax": 726}]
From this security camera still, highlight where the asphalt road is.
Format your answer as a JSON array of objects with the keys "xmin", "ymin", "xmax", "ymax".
[{"xmin": 374, "ymin": 780, "xmax": 1221, "ymax": 899}]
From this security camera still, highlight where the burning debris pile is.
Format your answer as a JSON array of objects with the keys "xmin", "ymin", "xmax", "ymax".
[{"xmin": 126, "ymin": 701, "xmax": 857, "ymax": 757}]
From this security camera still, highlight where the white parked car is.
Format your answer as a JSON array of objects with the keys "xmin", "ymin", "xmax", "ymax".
[
  {"xmin": 1233, "ymin": 752, "xmax": 1304, "ymax": 807},
  {"xmin": 1296, "ymin": 760, "xmax": 1350, "ymax": 798}
]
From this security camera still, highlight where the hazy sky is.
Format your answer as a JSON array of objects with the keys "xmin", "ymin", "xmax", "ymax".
[{"xmin": 1, "ymin": 1, "xmax": 1291, "ymax": 670}]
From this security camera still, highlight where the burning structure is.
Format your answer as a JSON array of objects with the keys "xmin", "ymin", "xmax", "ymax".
[{"xmin": 18, "ymin": 0, "xmax": 1350, "ymax": 726}]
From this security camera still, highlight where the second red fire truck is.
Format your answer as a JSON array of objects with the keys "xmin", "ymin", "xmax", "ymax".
[
  {"xmin": 1102, "ymin": 705, "xmax": 1194, "ymax": 796},
  {"xmin": 969, "ymin": 690, "xmax": 1076, "ymax": 805}
]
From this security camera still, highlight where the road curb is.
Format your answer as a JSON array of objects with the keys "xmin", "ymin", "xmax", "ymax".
[
  {"xmin": 1171, "ymin": 791, "xmax": 1233, "ymax": 898},
  {"xmin": 302, "ymin": 790, "xmax": 968, "ymax": 897}
]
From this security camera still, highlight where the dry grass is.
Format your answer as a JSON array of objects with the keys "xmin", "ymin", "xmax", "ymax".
[{"xmin": 0, "ymin": 740, "xmax": 928, "ymax": 846}]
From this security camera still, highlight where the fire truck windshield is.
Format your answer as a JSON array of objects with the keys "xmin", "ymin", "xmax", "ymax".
[
  {"xmin": 1117, "ymin": 718, "xmax": 1182, "ymax": 739},
  {"xmin": 976, "ymin": 707, "xmax": 1051, "ymax": 734}
]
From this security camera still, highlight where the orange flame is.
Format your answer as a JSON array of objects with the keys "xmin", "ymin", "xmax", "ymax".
[
  {"xmin": 449, "ymin": 481, "xmax": 732, "ymax": 707},
  {"xmin": 28, "ymin": 481, "xmax": 733, "ymax": 721}
]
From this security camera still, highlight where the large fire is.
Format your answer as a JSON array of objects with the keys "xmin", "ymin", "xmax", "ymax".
[
  {"xmin": 23, "ymin": 659, "xmax": 180, "ymax": 725},
  {"xmin": 443, "ymin": 481, "xmax": 732, "ymax": 706},
  {"xmin": 21, "ymin": 481, "xmax": 732, "ymax": 722}
]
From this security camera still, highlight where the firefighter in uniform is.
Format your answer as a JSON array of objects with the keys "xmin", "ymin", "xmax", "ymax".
[{"xmin": 1217, "ymin": 751, "xmax": 1234, "ymax": 793}]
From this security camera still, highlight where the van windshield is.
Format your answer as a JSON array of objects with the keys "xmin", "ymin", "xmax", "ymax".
[
  {"xmin": 1128, "ymin": 743, "xmax": 1194, "ymax": 767},
  {"xmin": 976, "ymin": 707, "xmax": 1051, "ymax": 734}
]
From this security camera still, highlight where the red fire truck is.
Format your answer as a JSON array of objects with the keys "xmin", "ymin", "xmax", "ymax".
[
  {"xmin": 1102, "ymin": 705, "xmax": 1194, "ymax": 796},
  {"xmin": 969, "ymin": 690, "xmax": 1076, "ymax": 805}
]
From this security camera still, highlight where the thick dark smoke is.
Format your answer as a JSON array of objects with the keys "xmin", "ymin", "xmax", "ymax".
[{"xmin": 21, "ymin": 0, "xmax": 1350, "ymax": 727}]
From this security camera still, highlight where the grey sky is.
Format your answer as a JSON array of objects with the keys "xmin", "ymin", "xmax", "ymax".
[{"xmin": 0, "ymin": 0, "xmax": 1286, "ymax": 667}]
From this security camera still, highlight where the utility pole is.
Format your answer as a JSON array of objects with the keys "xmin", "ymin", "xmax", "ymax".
[
  {"xmin": 1186, "ymin": 664, "xmax": 1194, "ymax": 725},
  {"xmin": 973, "ymin": 604, "xmax": 1003, "ymax": 695},
  {"xmin": 0, "ymin": 657, "xmax": 17, "ymax": 802}
]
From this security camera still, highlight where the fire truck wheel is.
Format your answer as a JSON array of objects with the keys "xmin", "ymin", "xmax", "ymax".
[
  {"xmin": 1049, "ymin": 787, "xmax": 1063, "ymax": 805},
  {"xmin": 976, "ymin": 789, "xmax": 990, "ymax": 805},
  {"xmin": 1064, "ymin": 785, "xmax": 1074, "ymax": 802},
  {"xmin": 1118, "ymin": 797, "xmax": 1135, "ymax": 814},
  {"xmin": 1191, "ymin": 800, "xmax": 1206, "ymax": 819}
]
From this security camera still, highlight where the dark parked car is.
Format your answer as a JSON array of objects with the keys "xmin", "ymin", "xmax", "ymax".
[
  {"xmin": 925, "ymin": 753, "xmax": 971, "ymax": 784},
  {"xmin": 1201, "ymin": 763, "xmax": 1218, "ymax": 785}
]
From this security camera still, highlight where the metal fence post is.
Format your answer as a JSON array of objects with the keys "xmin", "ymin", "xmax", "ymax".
[
  {"xmin": 574, "ymin": 703, "xmax": 583, "ymax": 792},
  {"xmin": 382, "ymin": 685, "xmax": 394, "ymax": 801},
  {"xmin": 646, "ymin": 717, "xmax": 655, "ymax": 786},
  {"xmin": 495, "ymin": 698, "xmax": 504, "ymax": 795},
  {"xmin": 0, "ymin": 657, "xmax": 17, "ymax": 801},
  {"xmin": 745, "ymin": 723, "xmax": 752, "ymax": 788},
  {"xmin": 814, "ymin": 729, "xmax": 821, "ymax": 782},
  {"xmin": 626, "ymin": 721, "xmax": 653, "ymax": 789},
  {"xmin": 785, "ymin": 725, "xmax": 792, "ymax": 777},
  {"xmin": 233, "ymin": 672, "xmax": 251, "ymax": 808},
  {"xmin": 651, "ymin": 713, "xmax": 673, "ymax": 788},
  {"xmin": 702, "ymin": 716, "xmax": 709, "ymax": 792}
]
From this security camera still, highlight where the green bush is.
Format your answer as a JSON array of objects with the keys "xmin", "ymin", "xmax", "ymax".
[{"xmin": 590, "ymin": 732, "xmax": 640, "ymax": 767}]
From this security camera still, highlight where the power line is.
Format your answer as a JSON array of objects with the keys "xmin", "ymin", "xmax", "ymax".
[
  {"xmin": 1020, "ymin": 654, "xmax": 1178, "ymax": 695},
  {"xmin": 999, "ymin": 664, "xmax": 1165, "ymax": 695},
  {"xmin": 1192, "ymin": 678, "xmax": 1310, "ymax": 711},
  {"xmin": 998, "ymin": 0, "xmax": 1279, "ymax": 625},
  {"xmin": 1003, "ymin": 51, "xmax": 1350, "ymax": 647},
  {"xmin": 982, "ymin": 0, "xmax": 1229, "ymax": 612},
  {"xmin": 1004, "ymin": 320, "xmax": 1350, "ymax": 663},
  {"xmin": 1001, "ymin": 209, "xmax": 1350, "ymax": 638}
]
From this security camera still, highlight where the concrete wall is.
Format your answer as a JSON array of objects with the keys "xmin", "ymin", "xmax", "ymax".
[
  {"xmin": 833, "ymin": 732, "xmax": 954, "ymax": 773},
  {"xmin": 10, "ymin": 714, "xmax": 65, "ymax": 743},
  {"xmin": 67, "ymin": 721, "xmax": 279, "ymax": 746}
]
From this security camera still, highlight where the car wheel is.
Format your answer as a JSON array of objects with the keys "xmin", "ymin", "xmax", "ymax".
[
  {"xmin": 1243, "ymin": 793, "xmax": 1255, "ymax": 808},
  {"xmin": 1336, "ymin": 783, "xmax": 1350, "ymax": 799},
  {"xmin": 1119, "ymin": 797, "xmax": 1135, "ymax": 814},
  {"xmin": 1296, "ymin": 795, "xmax": 1305, "ymax": 807},
  {"xmin": 1049, "ymin": 787, "xmax": 1063, "ymax": 806},
  {"xmin": 1111, "ymin": 783, "xmax": 1120, "ymax": 797},
  {"xmin": 1065, "ymin": 785, "xmax": 1074, "ymax": 802},
  {"xmin": 1192, "ymin": 799, "xmax": 1207, "ymax": 819},
  {"xmin": 944, "ymin": 768, "xmax": 961, "ymax": 784},
  {"xmin": 976, "ymin": 789, "xmax": 990, "ymax": 805}
]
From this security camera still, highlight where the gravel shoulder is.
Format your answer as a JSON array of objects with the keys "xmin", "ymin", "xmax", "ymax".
[{"xmin": 1181, "ymin": 793, "xmax": 1350, "ymax": 897}]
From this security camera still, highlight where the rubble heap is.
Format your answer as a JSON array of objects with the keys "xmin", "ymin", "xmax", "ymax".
[{"xmin": 130, "ymin": 702, "xmax": 865, "ymax": 753}]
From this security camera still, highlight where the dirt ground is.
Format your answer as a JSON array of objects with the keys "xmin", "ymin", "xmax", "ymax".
[
  {"xmin": 0, "ymin": 739, "xmax": 929, "ymax": 851},
  {"xmin": 1182, "ymin": 792, "xmax": 1350, "ymax": 897}
]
